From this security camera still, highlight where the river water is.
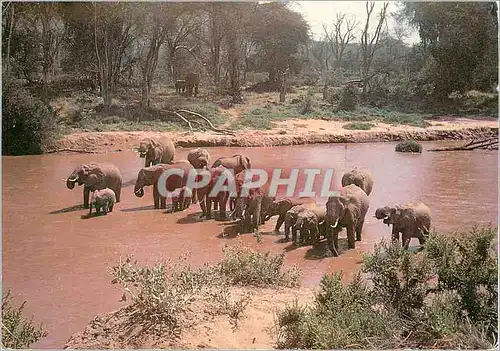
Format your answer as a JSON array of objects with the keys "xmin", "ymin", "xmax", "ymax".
[{"xmin": 2, "ymin": 141, "xmax": 498, "ymax": 348}]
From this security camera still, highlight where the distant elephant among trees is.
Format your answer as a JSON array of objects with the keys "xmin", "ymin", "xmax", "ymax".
[
  {"xmin": 175, "ymin": 79, "xmax": 186, "ymax": 94},
  {"xmin": 185, "ymin": 73, "xmax": 200, "ymax": 96}
]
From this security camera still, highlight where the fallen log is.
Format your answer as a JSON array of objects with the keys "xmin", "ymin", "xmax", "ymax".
[
  {"xmin": 45, "ymin": 148, "xmax": 99, "ymax": 154},
  {"xmin": 428, "ymin": 137, "xmax": 498, "ymax": 151},
  {"xmin": 163, "ymin": 108, "xmax": 235, "ymax": 136}
]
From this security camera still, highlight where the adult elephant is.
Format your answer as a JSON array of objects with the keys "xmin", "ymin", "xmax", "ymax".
[
  {"xmin": 187, "ymin": 148, "xmax": 211, "ymax": 170},
  {"xmin": 293, "ymin": 204, "xmax": 327, "ymax": 246},
  {"xmin": 66, "ymin": 162, "xmax": 122, "ymax": 209},
  {"xmin": 185, "ymin": 72, "xmax": 200, "ymax": 96},
  {"xmin": 341, "ymin": 168, "xmax": 374, "ymax": 196},
  {"xmin": 137, "ymin": 137, "xmax": 175, "ymax": 167},
  {"xmin": 196, "ymin": 165, "xmax": 232, "ymax": 219},
  {"xmin": 325, "ymin": 184, "xmax": 370, "ymax": 256},
  {"xmin": 133, "ymin": 161, "xmax": 194, "ymax": 209},
  {"xmin": 231, "ymin": 170, "xmax": 275, "ymax": 233},
  {"xmin": 374, "ymin": 202, "xmax": 431, "ymax": 249},
  {"xmin": 211, "ymin": 154, "xmax": 251, "ymax": 175},
  {"xmin": 265, "ymin": 197, "xmax": 316, "ymax": 234}
]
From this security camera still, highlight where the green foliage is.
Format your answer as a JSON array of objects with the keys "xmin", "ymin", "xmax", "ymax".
[
  {"xmin": 276, "ymin": 226, "xmax": 498, "ymax": 349},
  {"xmin": 399, "ymin": 2, "xmax": 498, "ymax": 99},
  {"xmin": 395, "ymin": 140, "xmax": 423, "ymax": 153},
  {"xmin": 2, "ymin": 290, "xmax": 48, "ymax": 348},
  {"xmin": 2, "ymin": 79, "xmax": 59, "ymax": 155},
  {"xmin": 300, "ymin": 89, "xmax": 314, "ymax": 115},
  {"xmin": 111, "ymin": 243, "xmax": 301, "ymax": 337},
  {"xmin": 343, "ymin": 122, "xmax": 375, "ymax": 130},
  {"xmin": 337, "ymin": 84, "xmax": 358, "ymax": 111},
  {"xmin": 216, "ymin": 243, "xmax": 301, "ymax": 287}
]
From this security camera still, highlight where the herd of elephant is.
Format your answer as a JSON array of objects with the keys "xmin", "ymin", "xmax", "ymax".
[{"xmin": 65, "ymin": 137, "xmax": 432, "ymax": 257}]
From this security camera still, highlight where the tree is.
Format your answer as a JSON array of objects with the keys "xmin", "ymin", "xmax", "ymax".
[
  {"xmin": 323, "ymin": 13, "xmax": 358, "ymax": 70},
  {"xmin": 251, "ymin": 2, "xmax": 309, "ymax": 84},
  {"xmin": 398, "ymin": 1, "xmax": 498, "ymax": 98},
  {"xmin": 359, "ymin": 1, "xmax": 389, "ymax": 93}
]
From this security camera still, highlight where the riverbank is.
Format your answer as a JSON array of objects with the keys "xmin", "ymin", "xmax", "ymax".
[{"xmin": 54, "ymin": 117, "xmax": 498, "ymax": 154}]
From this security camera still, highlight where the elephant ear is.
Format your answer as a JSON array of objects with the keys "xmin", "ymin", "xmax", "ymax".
[{"xmin": 89, "ymin": 167, "xmax": 105, "ymax": 187}]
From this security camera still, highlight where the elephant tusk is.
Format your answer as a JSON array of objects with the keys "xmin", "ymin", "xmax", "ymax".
[{"xmin": 332, "ymin": 219, "xmax": 339, "ymax": 228}]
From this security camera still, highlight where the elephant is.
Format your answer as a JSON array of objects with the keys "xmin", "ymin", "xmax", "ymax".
[
  {"xmin": 211, "ymin": 154, "xmax": 251, "ymax": 175},
  {"xmin": 187, "ymin": 148, "xmax": 211, "ymax": 170},
  {"xmin": 171, "ymin": 186, "xmax": 193, "ymax": 212},
  {"xmin": 66, "ymin": 162, "xmax": 122, "ymax": 209},
  {"xmin": 374, "ymin": 202, "xmax": 431, "ymax": 249},
  {"xmin": 175, "ymin": 79, "xmax": 186, "ymax": 94},
  {"xmin": 133, "ymin": 161, "xmax": 194, "ymax": 209},
  {"xmin": 341, "ymin": 168, "xmax": 374, "ymax": 196},
  {"xmin": 89, "ymin": 188, "xmax": 116, "ymax": 215},
  {"xmin": 231, "ymin": 171, "xmax": 275, "ymax": 233},
  {"xmin": 137, "ymin": 137, "xmax": 175, "ymax": 167},
  {"xmin": 325, "ymin": 184, "xmax": 370, "ymax": 257},
  {"xmin": 283, "ymin": 202, "xmax": 319, "ymax": 242},
  {"xmin": 293, "ymin": 204, "xmax": 327, "ymax": 246},
  {"xmin": 265, "ymin": 197, "xmax": 316, "ymax": 233},
  {"xmin": 196, "ymin": 165, "xmax": 233, "ymax": 219},
  {"xmin": 185, "ymin": 72, "xmax": 200, "ymax": 96}
]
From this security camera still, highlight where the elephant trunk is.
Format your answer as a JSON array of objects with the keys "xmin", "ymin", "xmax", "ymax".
[
  {"xmin": 66, "ymin": 177, "xmax": 78, "ymax": 189},
  {"xmin": 134, "ymin": 184, "xmax": 145, "ymax": 197}
]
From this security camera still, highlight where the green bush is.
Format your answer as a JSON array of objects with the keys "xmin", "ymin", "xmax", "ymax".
[
  {"xmin": 395, "ymin": 140, "xmax": 423, "ymax": 153},
  {"xmin": 2, "ymin": 79, "xmax": 59, "ymax": 155},
  {"xmin": 338, "ymin": 84, "xmax": 358, "ymax": 111},
  {"xmin": 343, "ymin": 122, "xmax": 376, "ymax": 130},
  {"xmin": 276, "ymin": 226, "xmax": 498, "ymax": 349},
  {"xmin": 2, "ymin": 290, "xmax": 48, "ymax": 348}
]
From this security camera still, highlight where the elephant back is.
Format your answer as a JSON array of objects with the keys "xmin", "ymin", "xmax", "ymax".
[
  {"xmin": 87, "ymin": 162, "xmax": 122, "ymax": 189},
  {"xmin": 341, "ymin": 168, "xmax": 373, "ymax": 196},
  {"xmin": 158, "ymin": 137, "xmax": 175, "ymax": 164}
]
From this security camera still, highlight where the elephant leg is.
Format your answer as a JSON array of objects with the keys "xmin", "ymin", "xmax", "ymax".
[
  {"xmin": 96, "ymin": 206, "xmax": 101, "ymax": 215},
  {"xmin": 253, "ymin": 201, "xmax": 262, "ymax": 232},
  {"xmin": 284, "ymin": 222, "xmax": 291, "ymax": 241},
  {"xmin": 88, "ymin": 203, "xmax": 92, "ymax": 215},
  {"xmin": 219, "ymin": 195, "xmax": 228, "ymax": 218},
  {"xmin": 115, "ymin": 182, "xmax": 121, "ymax": 202},
  {"xmin": 311, "ymin": 226, "xmax": 319, "ymax": 246},
  {"xmin": 291, "ymin": 226, "xmax": 299, "ymax": 244},
  {"xmin": 355, "ymin": 220, "xmax": 364, "ymax": 241},
  {"xmin": 109, "ymin": 203, "xmax": 114, "ymax": 212},
  {"xmin": 160, "ymin": 195, "xmax": 167, "ymax": 209},
  {"xmin": 326, "ymin": 227, "xmax": 339, "ymax": 257},
  {"xmin": 206, "ymin": 198, "xmax": 213, "ymax": 219},
  {"xmin": 200, "ymin": 197, "xmax": 207, "ymax": 217},
  {"xmin": 83, "ymin": 186, "xmax": 91, "ymax": 209},
  {"xmin": 103, "ymin": 202, "xmax": 108, "ymax": 215},
  {"xmin": 402, "ymin": 231, "xmax": 411, "ymax": 250},
  {"xmin": 275, "ymin": 215, "xmax": 285, "ymax": 233},
  {"xmin": 347, "ymin": 225, "xmax": 356, "ymax": 250},
  {"xmin": 153, "ymin": 187, "xmax": 160, "ymax": 209}
]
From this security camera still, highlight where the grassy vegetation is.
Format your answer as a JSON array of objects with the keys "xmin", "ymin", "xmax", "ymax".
[
  {"xmin": 2, "ymin": 290, "xmax": 48, "ymax": 348},
  {"xmin": 343, "ymin": 122, "xmax": 376, "ymax": 130},
  {"xmin": 275, "ymin": 226, "xmax": 498, "ymax": 349},
  {"xmin": 110, "ymin": 242, "xmax": 301, "ymax": 339}
]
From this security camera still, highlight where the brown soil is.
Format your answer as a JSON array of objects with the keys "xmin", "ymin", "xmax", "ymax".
[
  {"xmin": 54, "ymin": 117, "xmax": 498, "ymax": 154},
  {"xmin": 64, "ymin": 286, "xmax": 315, "ymax": 349}
]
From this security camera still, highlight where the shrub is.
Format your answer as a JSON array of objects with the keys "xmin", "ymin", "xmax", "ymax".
[
  {"xmin": 275, "ymin": 226, "xmax": 498, "ymax": 349},
  {"xmin": 216, "ymin": 243, "xmax": 301, "ymax": 287},
  {"xmin": 395, "ymin": 140, "xmax": 423, "ymax": 153},
  {"xmin": 299, "ymin": 89, "xmax": 314, "ymax": 115},
  {"xmin": 337, "ymin": 84, "xmax": 358, "ymax": 111},
  {"xmin": 2, "ymin": 79, "xmax": 59, "ymax": 155},
  {"xmin": 2, "ymin": 290, "xmax": 48, "ymax": 348},
  {"xmin": 343, "ymin": 122, "xmax": 375, "ymax": 130}
]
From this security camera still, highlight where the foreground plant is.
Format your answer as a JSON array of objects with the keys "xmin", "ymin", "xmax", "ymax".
[
  {"xmin": 1, "ymin": 290, "xmax": 48, "ymax": 348},
  {"xmin": 276, "ymin": 226, "xmax": 498, "ymax": 349}
]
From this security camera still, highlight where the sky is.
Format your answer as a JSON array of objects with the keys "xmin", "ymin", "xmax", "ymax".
[{"xmin": 288, "ymin": 1, "xmax": 420, "ymax": 45}]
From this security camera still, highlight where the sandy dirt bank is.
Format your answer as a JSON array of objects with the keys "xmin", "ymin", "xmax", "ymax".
[{"xmin": 54, "ymin": 117, "xmax": 498, "ymax": 154}]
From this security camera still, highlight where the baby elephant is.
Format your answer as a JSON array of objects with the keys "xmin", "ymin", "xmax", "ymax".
[
  {"xmin": 89, "ymin": 188, "xmax": 116, "ymax": 215},
  {"xmin": 293, "ymin": 205, "xmax": 327, "ymax": 246},
  {"xmin": 171, "ymin": 186, "xmax": 193, "ymax": 212}
]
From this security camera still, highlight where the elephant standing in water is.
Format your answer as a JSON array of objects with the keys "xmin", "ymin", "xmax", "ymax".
[
  {"xmin": 133, "ymin": 161, "xmax": 194, "ymax": 209},
  {"xmin": 89, "ymin": 188, "xmax": 116, "ymax": 215},
  {"xmin": 341, "ymin": 168, "xmax": 374, "ymax": 196},
  {"xmin": 325, "ymin": 184, "xmax": 370, "ymax": 256},
  {"xmin": 293, "ymin": 204, "xmax": 327, "ymax": 246},
  {"xmin": 284, "ymin": 202, "xmax": 320, "ymax": 242},
  {"xmin": 196, "ymin": 165, "xmax": 233, "ymax": 219},
  {"xmin": 66, "ymin": 162, "xmax": 122, "ymax": 209},
  {"xmin": 137, "ymin": 137, "xmax": 175, "ymax": 167},
  {"xmin": 231, "ymin": 170, "xmax": 275, "ymax": 233},
  {"xmin": 374, "ymin": 202, "xmax": 431, "ymax": 249},
  {"xmin": 265, "ymin": 197, "xmax": 316, "ymax": 234},
  {"xmin": 188, "ymin": 148, "xmax": 211, "ymax": 169}
]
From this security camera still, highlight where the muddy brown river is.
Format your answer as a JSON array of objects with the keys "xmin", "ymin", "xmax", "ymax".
[{"xmin": 2, "ymin": 141, "xmax": 498, "ymax": 348}]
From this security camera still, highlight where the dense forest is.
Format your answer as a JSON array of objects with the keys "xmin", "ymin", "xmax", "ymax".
[{"xmin": 2, "ymin": 1, "xmax": 498, "ymax": 155}]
